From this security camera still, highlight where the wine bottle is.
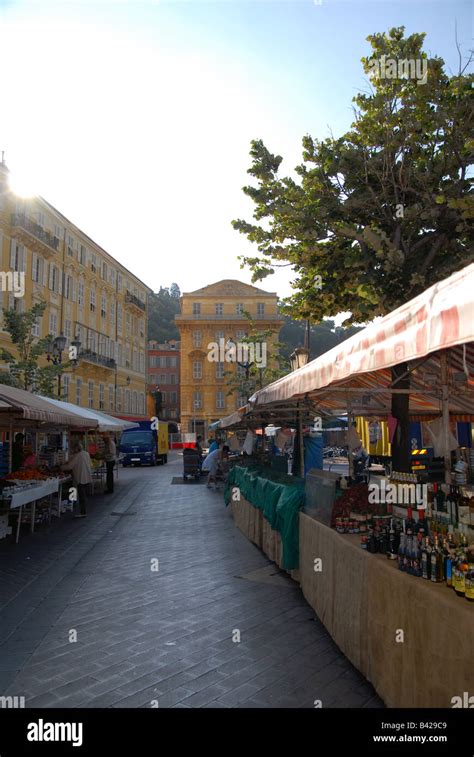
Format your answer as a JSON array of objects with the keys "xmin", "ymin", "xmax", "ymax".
[
  {"xmin": 421, "ymin": 537, "xmax": 431, "ymax": 580},
  {"xmin": 398, "ymin": 533, "xmax": 407, "ymax": 572},
  {"xmin": 430, "ymin": 537, "xmax": 443, "ymax": 583}
]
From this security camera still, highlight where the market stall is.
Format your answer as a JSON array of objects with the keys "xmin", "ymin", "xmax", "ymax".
[
  {"xmin": 223, "ymin": 264, "xmax": 474, "ymax": 707},
  {"xmin": 0, "ymin": 385, "xmax": 96, "ymax": 541}
]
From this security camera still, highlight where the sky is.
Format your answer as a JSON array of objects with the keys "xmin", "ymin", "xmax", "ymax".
[{"xmin": 0, "ymin": 0, "xmax": 472, "ymax": 304}]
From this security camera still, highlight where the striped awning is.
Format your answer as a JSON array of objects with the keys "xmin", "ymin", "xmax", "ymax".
[
  {"xmin": 0, "ymin": 384, "xmax": 96, "ymax": 428},
  {"xmin": 249, "ymin": 263, "xmax": 474, "ymax": 419}
]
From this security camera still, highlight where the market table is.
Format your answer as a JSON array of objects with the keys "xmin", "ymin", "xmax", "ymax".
[
  {"xmin": 3, "ymin": 478, "xmax": 60, "ymax": 542},
  {"xmin": 299, "ymin": 513, "xmax": 474, "ymax": 708},
  {"xmin": 225, "ymin": 465, "xmax": 304, "ymax": 574}
]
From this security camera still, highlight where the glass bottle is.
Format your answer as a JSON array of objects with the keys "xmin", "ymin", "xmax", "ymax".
[{"xmin": 421, "ymin": 537, "xmax": 431, "ymax": 580}]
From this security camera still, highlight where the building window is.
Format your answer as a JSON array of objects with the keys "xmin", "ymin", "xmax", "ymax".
[
  {"xmin": 216, "ymin": 362, "xmax": 224, "ymax": 379},
  {"xmin": 170, "ymin": 356, "xmax": 177, "ymax": 368},
  {"xmin": 216, "ymin": 391, "xmax": 225, "ymax": 410},
  {"xmin": 236, "ymin": 303, "xmax": 244, "ymax": 315},
  {"xmin": 54, "ymin": 225, "xmax": 61, "ymax": 244},
  {"xmin": 109, "ymin": 384, "xmax": 114, "ymax": 411},
  {"xmin": 139, "ymin": 351, "xmax": 144, "ymax": 374},
  {"xmin": 139, "ymin": 392, "xmax": 145, "ymax": 415},
  {"xmin": 101, "ymin": 292, "xmax": 107, "ymax": 319},
  {"xmin": 236, "ymin": 330, "xmax": 246, "ymax": 340},
  {"xmin": 64, "ymin": 319, "xmax": 72, "ymax": 340},
  {"xmin": 132, "ymin": 391, "xmax": 137, "ymax": 414},
  {"xmin": 67, "ymin": 235, "xmax": 74, "ymax": 256},
  {"xmin": 215, "ymin": 303, "xmax": 223, "ymax": 316},
  {"xmin": 170, "ymin": 373, "xmax": 177, "ymax": 384},
  {"xmin": 193, "ymin": 391, "xmax": 202, "ymax": 410},
  {"xmin": 170, "ymin": 391, "xmax": 177, "ymax": 404},
  {"xmin": 192, "ymin": 302, "xmax": 200, "ymax": 315},
  {"xmin": 101, "ymin": 262, "xmax": 107, "ymax": 280},
  {"xmin": 99, "ymin": 383, "xmax": 105, "ymax": 410},
  {"xmin": 32, "ymin": 253, "xmax": 43, "ymax": 284},
  {"xmin": 257, "ymin": 302, "xmax": 265, "ymax": 316},
  {"xmin": 78, "ymin": 245, "xmax": 86, "ymax": 266},
  {"xmin": 76, "ymin": 378, "xmax": 82, "ymax": 406},
  {"xmin": 78, "ymin": 281, "xmax": 85, "ymax": 307},
  {"xmin": 49, "ymin": 311, "xmax": 57, "ymax": 335},
  {"xmin": 117, "ymin": 305, "xmax": 122, "ymax": 335},
  {"xmin": 125, "ymin": 389, "xmax": 130, "ymax": 413},
  {"xmin": 32, "ymin": 316, "xmax": 41, "ymax": 338},
  {"xmin": 110, "ymin": 268, "xmax": 116, "ymax": 287},
  {"xmin": 193, "ymin": 361, "xmax": 202, "ymax": 379},
  {"xmin": 62, "ymin": 374, "xmax": 70, "ymax": 402},
  {"xmin": 37, "ymin": 211, "xmax": 45, "ymax": 227},
  {"xmin": 90, "ymin": 253, "xmax": 97, "ymax": 273},
  {"xmin": 116, "ymin": 387, "xmax": 122, "ymax": 411},
  {"xmin": 126, "ymin": 312, "xmax": 131, "ymax": 338},
  {"xmin": 49, "ymin": 264, "xmax": 59, "ymax": 293},
  {"xmin": 215, "ymin": 330, "xmax": 224, "ymax": 341},
  {"xmin": 192, "ymin": 330, "xmax": 201, "ymax": 348},
  {"xmin": 117, "ymin": 273, "xmax": 122, "ymax": 293},
  {"xmin": 110, "ymin": 301, "xmax": 115, "ymax": 327},
  {"xmin": 159, "ymin": 373, "xmax": 167, "ymax": 384},
  {"xmin": 90, "ymin": 288, "xmax": 96, "ymax": 312},
  {"xmin": 88, "ymin": 380, "xmax": 94, "ymax": 408}
]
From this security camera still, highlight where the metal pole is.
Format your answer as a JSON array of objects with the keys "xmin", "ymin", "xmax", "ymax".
[
  {"xmin": 299, "ymin": 408, "xmax": 305, "ymax": 478},
  {"xmin": 8, "ymin": 421, "xmax": 12, "ymax": 474},
  {"xmin": 440, "ymin": 351, "xmax": 452, "ymax": 485}
]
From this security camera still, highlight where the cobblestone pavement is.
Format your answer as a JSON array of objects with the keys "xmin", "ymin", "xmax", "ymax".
[{"xmin": 0, "ymin": 452, "xmax": 383, "ymax": 708}]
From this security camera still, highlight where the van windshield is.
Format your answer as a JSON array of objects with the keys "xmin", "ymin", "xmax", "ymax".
[{"xmin": 120, "ymin": 432, "xmax": 153, "ymax": 446}]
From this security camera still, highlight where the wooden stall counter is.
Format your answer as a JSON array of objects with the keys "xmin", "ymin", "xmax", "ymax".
[{"xmin": 299, "ymin": 512, "xmax": 474, "ymax": 708}]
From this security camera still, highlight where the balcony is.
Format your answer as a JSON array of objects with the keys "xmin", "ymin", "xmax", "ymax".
[
  {"xmin": 125, "ymin": 292, "xmax": 146, "ymax": 313},
  {"xmin": 11, "ymin": 214, "xmax": 60, "ymax": 255},
  {"xmin": 79, "ymin": 350, "xmax": 116, "ymax": 370}
]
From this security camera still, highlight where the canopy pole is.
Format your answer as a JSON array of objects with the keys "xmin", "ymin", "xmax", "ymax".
[
  {"xmin": 298, "ymin": 405, "xmax": 305, "ymax": 478},
  {"xmin": 8, "ymin": 422, "xmax": 12, "ymax": 473},
  {"xmin": 440, "ymin": 351, "xmax": 452, "ymax": 485}
]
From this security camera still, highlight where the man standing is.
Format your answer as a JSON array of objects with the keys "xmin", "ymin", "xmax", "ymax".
[
  {"xmin": 63, "ymin": 442, "xmax": 93, "ymax": 519},
  {"xmin": 104, "ymin": 434, "xmax": 116, "ymax": 494}
]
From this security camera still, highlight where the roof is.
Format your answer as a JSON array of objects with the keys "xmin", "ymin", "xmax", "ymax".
[
  {"xmin": 37, "ymin": 398, "xmax": 139, "ymax": 432},
  {"xmin": 246, "ymin": 263, "xmax": 474, "ymax": 420},
  {"xmin": 36, "ymin": 196, "xmax": 153, "ymax": 293},
  {"xmin": 182, "ymin": 280, "xmax": 278, "ymax": 298},
  {"xmin": 0, "ymin": 385, "xmax": 94, "ymax": 427}
]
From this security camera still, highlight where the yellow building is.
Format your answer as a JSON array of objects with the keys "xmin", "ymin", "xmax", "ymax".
[
  {"xmin": 0, "ymin": 158, "xmax": 151, "ymax": 417},
  {"xmin": 176, "ymin": 280, "xmax": 283, "ymax": 438}
]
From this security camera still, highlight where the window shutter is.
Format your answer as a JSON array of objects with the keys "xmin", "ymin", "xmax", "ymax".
[
  {"xmin": 32, "ymin": 252, "xmax": 38, "ymax": 281},
  {"xmin": 58, "ymin": 268, "xmax": 63, "ymax": 295},
  {"xmin": 49, "ymin": 264, "xmax": 54, "ymax": 290},
  {"xmin": 21, "ymin": 246, "xmax": 27, "ymax": 273},
  {"xmin": 10, "ymin": 238, "xmax": 16, "ymax": 269},
  {"xmin": 71, "ymin": 278, "xmax": 76, "ymax": 302},
  {"xmin": 40, "ymin": 259, "xmax": 45, "ymax": 286}
]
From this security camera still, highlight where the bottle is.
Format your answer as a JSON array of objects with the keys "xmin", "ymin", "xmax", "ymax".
[
  {"xmin": 430, "ymin": 537, "xmax": 443, "ymax": 583},
  {"xmin": 443, "ymin": 537, "xmax": 453, "ymax": 588},
  {"xmin": 454, "ymin": 538, "xmax": 467, "ymax": 597},
  {"xmin": 421, "ymin": 537, "xmax": 431, "ymax": 580},
  {"xmin": 398, "ymin": 532, "xmax": 407, "ymax": 572},
  {"xmin": 412, "ymin": 533, "xmax": 422, "ymax": 577}
]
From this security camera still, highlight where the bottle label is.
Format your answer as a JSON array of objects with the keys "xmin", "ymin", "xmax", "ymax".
[{"xmin": 466, "ymin": 579, "xmax": 474, "ymax": 600}]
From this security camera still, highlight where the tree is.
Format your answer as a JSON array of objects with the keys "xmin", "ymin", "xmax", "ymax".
[
  {"xmin": 224, "ymin": 311, "xmax": 289, "ymax": 403},
  {"xmin": 147, "ymin": 286, "xmax": 181, "ymax": 343},
  {"xmin": 0, "ymin": 302, "xmax": 67, "ymax": 397},
  {"xmin": 233, "ymin": 27, "xmax": 473, "ymax": 469}
]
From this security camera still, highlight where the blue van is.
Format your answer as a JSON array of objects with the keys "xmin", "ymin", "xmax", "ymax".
[{"xmin": 119, "ymin": 428, "xmax": 158, "ymax": 467}]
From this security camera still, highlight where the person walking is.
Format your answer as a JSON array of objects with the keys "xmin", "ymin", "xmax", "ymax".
[
  {"xmin": 104, "ymin": 434, "xmax": 116, "ymax": 494},
  {"xmin": 62, "ymin": 442, "xmax": 93, "ymax": 519}
]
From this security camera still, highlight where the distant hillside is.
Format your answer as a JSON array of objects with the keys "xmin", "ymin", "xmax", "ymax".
[{"xmin": 147, "ymin": 284, "xmax": 181, "ymax": 343}]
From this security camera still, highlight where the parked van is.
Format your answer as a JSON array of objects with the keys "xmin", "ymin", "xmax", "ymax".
[{"xmin": 119, "ymin": 421, "xmax": 169, "ymax": 466}]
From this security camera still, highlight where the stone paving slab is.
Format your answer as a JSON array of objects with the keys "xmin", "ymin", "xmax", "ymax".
[{"xmin": 0, "ymin": 452, "xmax": 383, "ymax": 708}]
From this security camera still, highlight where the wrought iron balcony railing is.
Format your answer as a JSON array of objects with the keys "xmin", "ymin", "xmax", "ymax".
[{"xmin": 11, "ymin": 214, "xmax": 60, "ymax": 252}]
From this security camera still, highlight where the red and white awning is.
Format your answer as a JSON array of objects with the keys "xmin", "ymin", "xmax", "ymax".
[{"xmin": 249, "ymin": 263, "xmax": 474, "ymax": 418}]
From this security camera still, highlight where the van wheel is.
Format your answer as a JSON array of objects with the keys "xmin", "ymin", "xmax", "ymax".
[
  {"xmin": 150, "ymin": 456, "xmax": 156, "ymax": 466},
  {"xmin": 163, "ymin": 455, "xmax": 168, "ymax": 464}
]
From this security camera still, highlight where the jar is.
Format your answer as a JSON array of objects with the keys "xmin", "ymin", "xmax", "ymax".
[{"xmin": 335, "ymin": 518, "xmax": 345, "ymax": 534}]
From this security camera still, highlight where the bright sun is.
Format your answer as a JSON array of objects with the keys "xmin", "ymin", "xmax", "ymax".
[{"xmin": 8, "ymin": 170, "xmax": 40, "ymax": 198}]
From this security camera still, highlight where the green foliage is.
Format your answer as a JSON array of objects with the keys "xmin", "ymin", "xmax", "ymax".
[
  {"xmin": 280, "ymin": 316, "xmax": 362, "ymax": 361},
  {"xmin": 0, "ymin": 302, "xmax": 66, "ymax": 396},
  {"xmin": 148, "ymin": 284, "xmax": 181, "ymax": 343},
  {"xmin": 233, "ymin": 27, "xmax": 473, "ymax": 323}
]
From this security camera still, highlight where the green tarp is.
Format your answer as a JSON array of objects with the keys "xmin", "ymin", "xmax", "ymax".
[{"xmin": 224, "ymin": 465, "xmax": 304, "ymax": 570}]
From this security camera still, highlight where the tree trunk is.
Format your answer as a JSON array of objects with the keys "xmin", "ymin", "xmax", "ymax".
[{"xmin": 391, "ymin": 363, "xmax": 411, "ymax": 472}]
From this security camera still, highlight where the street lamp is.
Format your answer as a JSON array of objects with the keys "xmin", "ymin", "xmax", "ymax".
[
  {"xmin": 290, "ymin": 346, "xmax": 310, "ymax": 372},
  {"xmin": 45, "ymin": 333, "xmax": 69, "ymax": 398}
]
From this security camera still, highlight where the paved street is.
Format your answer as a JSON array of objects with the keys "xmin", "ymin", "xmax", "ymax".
[{"xmin": 0, "ymin": 452, "xmax": 382, "ymax": 708}]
